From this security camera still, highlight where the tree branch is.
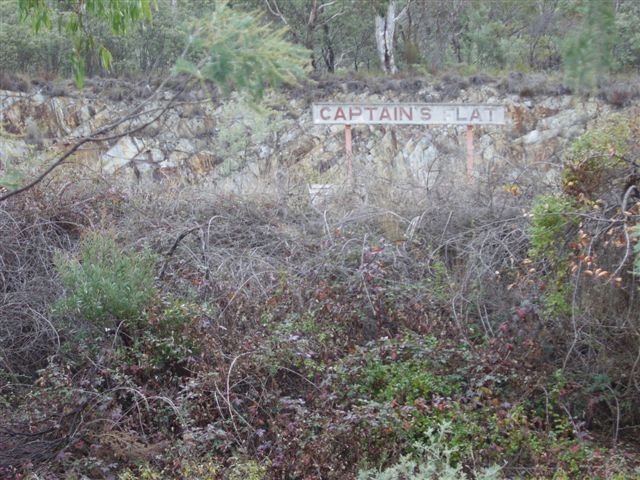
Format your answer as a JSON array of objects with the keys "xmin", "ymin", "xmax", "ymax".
[{"xmin": 0, "ymin": 84, "xmax": 188, "ymax": 204}]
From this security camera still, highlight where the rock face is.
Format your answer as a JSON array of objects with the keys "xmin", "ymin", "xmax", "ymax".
[{"xmin": 0, "ymin": 78, "xmax": 633, "ymax": 196}]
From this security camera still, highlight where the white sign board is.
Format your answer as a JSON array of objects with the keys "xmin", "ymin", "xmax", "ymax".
[{"xmin": 312, "ymin": 103, "xmax": 505, "ymax": 125}]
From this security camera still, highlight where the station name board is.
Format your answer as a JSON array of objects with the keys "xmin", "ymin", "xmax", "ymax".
[{"xmin": 312, "ymin": 103, "xmax": 505, "ymax": 125}]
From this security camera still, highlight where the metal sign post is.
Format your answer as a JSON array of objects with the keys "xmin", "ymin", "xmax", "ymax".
[{"xmin": 312, "ymin": 103, "xmax": 505, "ymax": 181}]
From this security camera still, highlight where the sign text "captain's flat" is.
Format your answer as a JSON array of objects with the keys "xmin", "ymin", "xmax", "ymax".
[{"xmin": 312, "ymin": 103, "xmax": 505, "ymax": 125}]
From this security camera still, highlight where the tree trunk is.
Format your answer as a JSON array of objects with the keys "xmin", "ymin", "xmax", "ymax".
[
  {"xmin": 322, "ymin": 24, "xmax": 335, "ymax": 72},
  {"xmin": 375, "ymin": 0, "xmax": 397, "ymax": 74},
  {"xmin": 305, "ymin": 0, "xmax": 318, "ymax": 70}
]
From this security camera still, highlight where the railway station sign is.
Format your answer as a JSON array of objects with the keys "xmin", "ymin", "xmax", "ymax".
[
  {"xmin": 311, "ymin": 102, "xmax": 506, "ymax": 183},
  {"xmin": 312, "ymin": 103, "xmax": 505, "ymax": 126}
]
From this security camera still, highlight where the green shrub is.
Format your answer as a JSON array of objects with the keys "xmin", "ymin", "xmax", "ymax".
[
  {"xmin": 136, "ymin": 298, "xmax": 212, "ymax": 370},
  {"xmin": 54, "ymin": 231, "xmax": 157, "ymax": 326},
  {"xmin": 227, "ymin": 457, "xmax": 269, "ymax": 480},
  {"xmin": 118, "ymin": 456, "xmax": 220, "ymax": 480},
  {"xmin": 529, "ymin": 195, "xmax": 579, "ymax": 261},
  {"xmin": 562, "ymin": 114, "xmax": 635, "ymax": 202},
  {"xmin": 357, "ymin": 421, "xmax": 502, "ymax": 480},
  {"xmin": 529, "ymin": 194, "xmax": 580, "ymax": 317}
]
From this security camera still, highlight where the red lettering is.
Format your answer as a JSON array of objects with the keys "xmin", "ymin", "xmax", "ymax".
[
  {"xmin": 334, "ymin": 107, "xmax": 346, "ymax": 121},
  {"xmin": 349, "ymin": 107, "xmax": 362, "ymax": 120},
  {"xmin": 320, "ymin": 107, "xmax": 330, "ymax": 120},
  {"xmin": 485, "ymin": 108, "xmax": 494, "ymax": 121},
  {"xmin": 399, "ymin": 107, "xmax": 413, "ymax": 121},
  {"xmin": 420, "ymin": 107, "xmax": 431, "ymax": 120},
  {"xmin": 365, "ymin": 107, "xmax": 376, "ymax": 121},
  {"xmin": 379, "ymin": 107, "xmax": 391, "ymax": 121}
]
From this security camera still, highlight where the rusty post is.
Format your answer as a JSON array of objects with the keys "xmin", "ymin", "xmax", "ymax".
[
  {"xmin": 466, "ymin": 124, "xmax": 474, "ymax": 181},
  {"xmin": 345, "ymin": 124, "xmax": 353, "ymax": 186}
]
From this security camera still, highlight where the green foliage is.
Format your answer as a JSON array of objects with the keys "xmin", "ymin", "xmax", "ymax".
[
  {"xmin": 565, "ymin": 114, "xmax": 632, "ymax": 162},
  {"xmin": 18, "ymin": 0, "xmax": 155, "ymax": 87},
  {"xmin": 561, "ymin": 0, "xmax": 617, "ymax": 92},
  {"xmin": 117, "ymin": 456, "xmax": 266, "ymax": 480},
  {"xmin": 529, "ymin": 195, "xmax": 579, "ymax": 261},
  {"xmin": 0, "ymin": 2, "xmax": 72, "ymax": 75},
  {"xmin": 562, "ymin": 113, "xmax": 634, "ymax": 201},
  {"xmin": 356, "ymin": 357, "xmax": 459, "ymax": 403},
  {"xmin": 529, "ymin": 194, "xmax": 580, "ymax": 317},
  {"xmin": 614, "ymin": 1, "xmax": 640, "ymax": 69},
  {"xmin": 125, "ymin": 298, "xmax": 214, "ymax": 371},
  {"xmin": 338, "ymin": 333, "xmax": 624, "ymax": 478},
  {"xmin": 0, "ymin": 164, "xmax": 28, "ymax": 191},
  {"xmin": 337, "ymin": 334, "xmax": 473, "ymax": 460},
  {"xmin": 175, "ymin": 1, "xmax": 309, "ymax": 100},
  {"xmin": 462, "ymin": 6, "xmax": 510, "ymax": 68},
  {"xmin": 54, "ymin": 231, "xmax": 157, "ymax": 326},
  {"xmin": 5, "ymin": 0, "xmax": 640, "ymax": 80},
  {"xmin": 259, "ymin": 304, "xmax": 344, "ymax": 375},
  {"xmin": 213, "ymin": 93, "xmax": 289, "ymax": 176},
  {"xmin": 429, "ymin": 260, "xmax": 450, "ymax": 304},
  {"xmin": 227, "ymin": 457, "xmax": 269, "ymax": 480},
  {"xmin": 118, "ymin": 456, "xmax": 220, "ymax": 479},
  {"xmin": 357, "ymin": 422, "xmax": 502, "ymax": 480}
]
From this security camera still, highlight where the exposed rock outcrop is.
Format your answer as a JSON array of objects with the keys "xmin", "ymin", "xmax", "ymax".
[{"xmin": 1, "ymin": 77, "xmax": 635, "ymax": 196}]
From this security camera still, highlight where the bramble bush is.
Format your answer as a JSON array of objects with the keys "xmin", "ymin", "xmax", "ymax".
[{"xmin": 520, "ymin": 110, "xmax": 640, "ymax": 435}]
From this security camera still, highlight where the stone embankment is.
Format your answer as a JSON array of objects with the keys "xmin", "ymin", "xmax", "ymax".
[{"xmin": 1, "ymin": 75, "xmax": 637, "ymax": 195}]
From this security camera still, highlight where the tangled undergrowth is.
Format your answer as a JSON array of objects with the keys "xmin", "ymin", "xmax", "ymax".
[{"xmin": 1, "ymin": 112, "xmax": 639, "ymax": 479}]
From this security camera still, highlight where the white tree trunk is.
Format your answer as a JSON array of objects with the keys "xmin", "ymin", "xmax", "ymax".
[{"xmin": 375, "ymin": 0, "xmax": 398, "ymax": 74}]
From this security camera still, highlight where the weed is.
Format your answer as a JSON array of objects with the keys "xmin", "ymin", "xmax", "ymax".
[
  {"xmin": 54, "ymin": 231, "xmax": 158, "ymax": 327},
  {"xmin": 357, "ymin": 421, "xmax": 502, "ymax": 480}
]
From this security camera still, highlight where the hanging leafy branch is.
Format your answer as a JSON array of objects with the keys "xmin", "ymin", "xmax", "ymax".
[
  {"xmin": 174, "ymin": 1, "xmax": 310, "ymax": 100},
  {"xmin": 18, "ymin": 0, "xmax": 156, "ymax": 87}
]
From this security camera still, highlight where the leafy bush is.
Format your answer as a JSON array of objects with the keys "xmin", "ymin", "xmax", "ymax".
[
  {"xmin": 562, "ymin": 113, "xmax": 635, "ymax": 204},
  {"xmin": 529, "ymin": 194, "xmax": 580, "ymax": 317},
  {"xmin": 357, "ymin": 421, "xmax": 502, "ymax": 480},
  {"xmin": 4, "ymin": 181, "xmax": 640, "ymax": 478},
  {"xmin": 125, "ymin": 298, "xmax": 213, "ymax": 374},
  {"xmin": 530, "ymin": 111, "xmax": 640, "ymax": 433},
  {"xmin": 54, "ymin": 231, "xmax": 157, "ymax": 326},
  {"xmin": 529, "ymin": 195, "xmax": 579, "ymax": 261},
  {"xmin": 561, "ymin": 0, "xmax": 617, "ymax": 92}
]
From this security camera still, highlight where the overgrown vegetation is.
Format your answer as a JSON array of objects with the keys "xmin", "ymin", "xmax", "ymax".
[
  {"xmin": 1, "ymin": 1, "xmax": 640, "ymax": 478},
  {"xmin": 1, "ymin": 105, "xmax": 639, "ymax": 478}
]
